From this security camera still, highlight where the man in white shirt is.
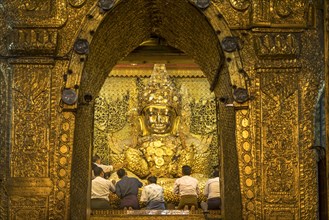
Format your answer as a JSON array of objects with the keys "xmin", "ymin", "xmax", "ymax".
[
  {"xmin": 140, "ymin": 176, "xmax": 166, "ymax": 210},
  {"xmin": 91, "ymin": 166, "xmax": 116, "ymax": 209},
  {"xmin": 173, "ymin": 165, "xmax": 199, "ymax": 209},
  {"xmin": 93, "ymin": 155, "xmax": 114, "ymax": 172},
  {"xmin": 203, "ymin": 170, "xmax": 221, "ymax": 210}
]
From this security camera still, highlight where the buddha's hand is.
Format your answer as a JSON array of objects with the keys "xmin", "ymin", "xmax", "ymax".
[{"xmin": 125, "ymin": 148, "xmax": 150, "ymax": 178}]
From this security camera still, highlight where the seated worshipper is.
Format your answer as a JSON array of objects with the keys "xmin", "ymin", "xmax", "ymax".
[
  {"xmin": 203, "ymin": 170, "xmax": 221, "ymax": 210},
  {"xmin": 92, "ymin": 155, "xmax": 114, "ymax": 179},
  {"xmin": 173, "ymin": 165, "xmax": 199, "ymax": 210},
  {"xmin": 140, "ymin": 176, "xmax": 166, "ymax": 210},
  {"xmin": 115, "ymin": 168, "xmax": 143, "ymax": 210},
  {"xmin": 91, "ymin": 166, "xmax": 116, "ymax": 209}
]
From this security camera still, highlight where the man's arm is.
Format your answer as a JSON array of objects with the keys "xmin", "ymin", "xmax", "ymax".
[
  {"xmin": 137, "ymin": 179, "xmax": 143, "ymax": 188},
  {"xmin": 203, "ymin": 180, "xmax": 209, "ymax": 196},
  {"xmin": 140, "ymin": 188, "xmax": 148, "ymax": 202},
  {"xmin": 196, "ymin": 182, "xmax": 200, "ymax": 195},
  {"xmin": 97, "ymin": 164, "xmax": 113, "ymax": 173},
  {"xmin": 173, "ymin": 179, "xmax": 179, "ymax": 194},
  {"xmin": 108, "ymin": 179, "xmax": 116, "ymax": 193},
  {"xmin": 115, "ymin": 183, "xmax": 122, "ymax": 198}
]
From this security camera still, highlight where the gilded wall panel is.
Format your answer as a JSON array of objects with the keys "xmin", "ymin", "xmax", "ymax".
[
  {"xmin": 253, "ymin": 27, "xmax": 322, "ymax": 218},
  {"xmin": 3, "ymin": 0, "xmax": 67, "ymax": 27},
  {"xmin": 260, "ymin": 70, "xmax": 300, "ymax": 218},
  {"xmin": 7, "ymin": 28, "xmax": 58, "ymax": 55},
  {"xmin": 212, "ymin": 0, "xmax": 251, "ymax": 28},
  {"xmin": 252, "ymin": 0, "xmax": 314, "ymax": 27},
  {"xmin": 253, "ymin": 28, "xmax": 318, "ymax": 218},
  {"xmin": 9, "ymin": 196, "xmax": 48, "ymax": 220},
  {"xmin": 11, "ymin": 63, "xmax": 52, "ymax": 178},
  {"xmin": 0, "ymin": 62, "xmax": 10, "ymax": 219}
]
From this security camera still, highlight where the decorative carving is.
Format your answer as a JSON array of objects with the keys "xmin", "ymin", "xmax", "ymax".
[
  {"xmin": 229, "ymin": 0, "xmax": 250, "ymax": 12},
  {"xmin": 195, "ymin": 0, "xmax": 211, "ymax": 9},
  {"xmin": 94, "ymin": 93, "xmax": 129, "ymax": 133},
  {"xmin": 261, "ymin": 77, "xmax": 299, "ymax": 213},
  {"xmin": 98, "ymin": 0, "xmax": 116, "ymax": 11},
  {"xmin": 264, "ymin": 207, "xmax": 297, "ymax": 219},
  {"xmin": 0, "ymin": 64, "xmax": 9, "ymax": 220},
  {"xmin": 233, "ymin": 87, "xmax": 249, "ymax": 103},
  {"xmin": 189, "ymin": 99, "xmax": 216, "ymax": 135},
  {"xmin": 265, "ymin": 157, "xmax": 295, "ymax": 196},
  {"xmin": 236, "ymin": 109, "xmax": 255, "ymax": 219},
  {"xmin": 69, "ymin": 0, "xmax": 87, "ymax": 8},
  {"xmin": 48, "ymin": 112, "xmax": 75, "ymax": 219},
  {"xmin": 274, "ymin": 0, "xmax": 292, "ymax": 18},
  {"xmin": 254, "ymin": 33, "xmax": 300, "ymax": 59},
  {"xmin": 5, "ymin": 0, "xmax": 67, "ymax": 27},
  {"xmin": 261, "ymin": 71, "xmax": 298, "ymax": 100},
  {"xmin": 8, "ymin": 29, "xmax": 58, "ymax": 55},
  {"xmin": 73, "ymin": 39, "xmax": 89, "ymax": 55},
  {"xmin": 18, "ymin": 0, "xmax": 51, "ymax": 12},
  {"xmin": 252, "ymin": 0, "xmax": 314, "ymax": 27},
  {"xmin": 11, "ymin": 64, "xmax": 51, "ymax": 178},
  {"xmin": 10, "ymin": 196, "xmax": 47, "ymax": 220},
  {"xmin": 221, "ymin": 36, "xmax": 240, "ymax": 52}
]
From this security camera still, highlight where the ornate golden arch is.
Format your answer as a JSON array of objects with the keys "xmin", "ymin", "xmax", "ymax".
[{"xmin": 66, "ymin": 1, "xmax": 248, "ymax": 219}]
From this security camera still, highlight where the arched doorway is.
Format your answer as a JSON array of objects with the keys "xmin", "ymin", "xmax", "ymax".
[{"xmin": 67, "ymin": 1, "xmax": 247, "ymax": 219}]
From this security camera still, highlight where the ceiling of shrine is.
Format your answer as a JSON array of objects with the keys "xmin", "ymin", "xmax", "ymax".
[{"xmin": 115, "ymin": 36, "xmax": 197, "ymax": 69}]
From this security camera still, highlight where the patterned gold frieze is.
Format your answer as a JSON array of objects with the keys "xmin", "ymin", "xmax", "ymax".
[
  {"xmin": 212, "ymin": 0, "xmax": 313, "ymax": 28},
  {"xmin": 254, "ymin": 33, "xmax": 301, "ymax": 59},
  {"xmin": 6, "ymin": 178, "xmax": 53, "ymax": 197},
  {"xmin": 48, "ymin": 111, "xmax": 75, "ymax": 220},
  {"xmin": 251, "ymin": 0, "xmax": 314, "ymax": 27},
  {"xmin": 264, "ymin": 206, "xmax": 298, "ymax": 219},
  {"xmin": 9, "ymin": 196, "xmax": 48, "ymax": 220},
  {"xmin": 8, "ymin": 28, "xmax": 58, "ymax": 55},
  {"xmin": 236, "ymin": 109, "xmax": 256, "ymax": 219}
]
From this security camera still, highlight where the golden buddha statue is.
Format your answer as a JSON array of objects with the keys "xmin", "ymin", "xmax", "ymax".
[{"xmin": 109, "ymin": 64, "xmax": 214, "ymax": 204}]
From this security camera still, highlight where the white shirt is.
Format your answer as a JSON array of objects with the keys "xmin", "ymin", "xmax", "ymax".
[
  {"xmin": 203, "ymin": 177, "xmax": 220, "ymax": 199},
  {"xmin": 94, "ymin": 163, "xmax": 113, "ymax": 173},
  {"xmin": 140, "ymin": 183, "xmax": 165, "ymax": 202},
  {"xmin": 173, "ymin": 175, "xmax": 199, "ymax": 196},
  {"xmin": 91, "ymin": 176, "xmax": 115, "ymax": 201}
]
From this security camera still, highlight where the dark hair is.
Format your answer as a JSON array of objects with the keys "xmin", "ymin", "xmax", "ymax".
[
  {"xmin": 147, "ymin": 176, "xmax": 157, "ymax": 184},
  {"xmin": 93, "ymin": 166, "xmax": 104, "ymax": 176},
  {"xmin": 182, "ymin": 165, "xmax": 191, "ymax": 175},
  {"xmin": 117, "ymin": 168, "xmax": 126, "ymax": 178},
  {"xmin": 92, "ymin": 155, "xmax": 101, "ymax": 163},
  {"xmin": 213, "ymin": 170, "xmax": 219, "ymax": 177}
]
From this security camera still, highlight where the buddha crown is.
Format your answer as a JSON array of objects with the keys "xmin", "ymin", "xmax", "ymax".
[{"xmin": 138, "ymin": 64, "xmax": 181, "ymax": 114}]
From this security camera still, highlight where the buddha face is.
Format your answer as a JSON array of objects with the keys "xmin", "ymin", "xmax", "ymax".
[{"xmin": 142, "ymin": 105, "xmax": 177, "ymax": 134}]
